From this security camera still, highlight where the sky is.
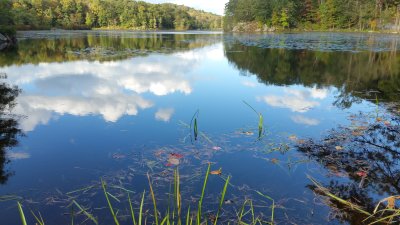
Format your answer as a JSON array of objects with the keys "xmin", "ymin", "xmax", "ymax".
[{"xmin": 143, "ymin": 0, "xmax": 228, "ymax": 15}]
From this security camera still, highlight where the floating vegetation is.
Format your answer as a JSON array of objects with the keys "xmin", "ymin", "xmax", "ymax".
[{"xmin": 298, "ymin": 103, "xmax": 400, "ymax": 224}]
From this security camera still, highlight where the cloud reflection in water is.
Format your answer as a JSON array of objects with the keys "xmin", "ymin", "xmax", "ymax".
[{"xmin": 2, "ymin": 50, "xmax": 208, "ymax": 131}]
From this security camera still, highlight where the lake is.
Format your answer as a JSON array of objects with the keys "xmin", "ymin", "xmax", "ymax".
[{"xmin": 0, "ymin": 30, "xmax": 399, "ymax": 225}]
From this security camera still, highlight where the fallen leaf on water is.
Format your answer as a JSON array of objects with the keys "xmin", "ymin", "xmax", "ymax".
[
  {"xmin": 212, "ymin": 146, "xmax": 222, "ymax": 151},
  {"xmin": 352, "ymin": 131, "xmax": 363, "ymax": 136},
  {"xmin": 387, "ymin": 196, "xmax": 395, "ymax": 209},
  {"xmin": 167, "ymin": 157, "xmax": 180, "ymax": 166},
  {"xmin": 224, "ymin": 199, "xmax": 234, "ymax": 204},
  {"xmin": 154, "ymin": 150, "xmax": 165, "ymax": 157},
  {"xmin": 289, "ymin": 135, "xmax": 297, "ymax": 141},
  {"xmin": 112, "ymin": 153, "xmax": 126, "ymax": 159},
  {"xmin": 384, "ymin": 121, "xmax": 391, "ymax": 126},
  {"xmin": 296, "ymin": 139, "xmax": 306, "ymax": 144},
  {"xmin": 210, "ymin": 168, "xmax": 222, "ymax": 175},
  {"xmin": 355, "ymin": 126, "xmax": 368, "ymax": 131},
  {"xmin": 270, "ymin": 158, "xmax": 279, "ymax": 164},
  {"xmin": 335, "ymin": 146, "xmax": 343, "ymax": 151},
  {"xmin": 170, "ymin": 153, "xmax": 183, "ymax": 159},
  {"xmin": 376, "ymin": 117, "xmax": 383, "ymax": 122},
  {"xmin": 356, "ymin": 171, "xmax": 367, "ymax": 177}
]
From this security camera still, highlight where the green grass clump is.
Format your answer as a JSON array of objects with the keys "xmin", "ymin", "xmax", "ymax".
[{"xmin": 16, "ymin": 165, "xmax": 275, "ymax": 225}]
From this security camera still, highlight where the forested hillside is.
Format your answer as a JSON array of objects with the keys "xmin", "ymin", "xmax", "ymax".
[
  {"xmin": 1, "ymin": 0, "xmax": 222, "ymax": 30},
  {"xmin": 224, "ymin": 0, "xmax": 400, "ymax": 31}
]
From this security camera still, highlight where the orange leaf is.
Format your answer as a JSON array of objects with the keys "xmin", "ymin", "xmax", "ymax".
[{"xmin": 210, "ymin": 168, "xmax": 222, "ymax": 175}]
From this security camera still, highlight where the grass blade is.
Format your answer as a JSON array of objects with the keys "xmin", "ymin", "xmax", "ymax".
[
  {"xmin": 139, "ymin": 191, "xmax": 145, "ymax": 225},
  {"xmin": 128, "ymin": 193, "xmax": 137, "ymax": 225},
  {"xmin": 175, "ymin": 169, "xmax": 182, "ymax": 225},
  {"xmin": 258, "ymin": 114, "xmax": 263, "ymax": 139},
  {"xmin": 17, "ymin": 202, "xmax": 27, "ymax": 225},
  {"xmin": 243, "ymin": 101, "xmax": 264, "ymax": 140},
  {"xmin": 186, "ymin": 206, "xmax": 190, "ymax": 225},
  {"xmin": 213, "ymin": 175, "xmax": 230, "ymax": 225},
  {"xmin": 256, "ymin": 191, "xmax": 275, "ymax": 224},
  {"xmin": 31, "ymin": 210, "xmax": 45, "ymax": 225},
  {"xmin": 148, "ymin": 173, "xmax": 159, "ymax": 225},
  {"xmin": 72, "ymin": 200, "xmax": 98, "ymax": 225},
  {"xmin": 197, "ymin": 163, "xmax": 211, "ymax": 225},
  {"xmin": 101, "ymin": 180, "xmax": 120, "ymax": 225},
  {"xmin": 194, "ymin": 118, "xmax": 198, "ymax": 141}
]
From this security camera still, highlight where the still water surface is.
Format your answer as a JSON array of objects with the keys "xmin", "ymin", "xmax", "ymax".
[{"xmin": 0, "ymin": 31, "xmax": 399, "ymax": 225}]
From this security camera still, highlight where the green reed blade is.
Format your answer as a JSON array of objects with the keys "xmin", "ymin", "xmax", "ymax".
[
  {"xmin": 72, "ymin": 200, "xmax": 98, "ymax": 225},
  {"xmin": 185, "ymin": 206, "xmax": 190, "ymax": 225},
  {"xmin": 243, "ymin": 100, "xmax": 259, "ymax": 116},
  {"xmin": 31, "ymin": 210, "xmax": 45, "ymax": 225},
  {"xmin": 214, "ymin": 175, "xmax": 231, "ymax": 225},
  {"xmin": 71, "ymin": 205, "xmax": 74, "ymax": 225},
  {"xmin": 174, "ymin": 169, "xmax": 182, "ymax": 225},
  {"xmin": 255, "ymin": 191, "xmax": 275, "ymax": 224},
  {"xmin": 250, "ymin": 200, "xmax": 255, "ymax": 224},
  {"xmin": 147, "ymin": 173, "xmax": 159, "ymax": 225},
  {"xmin": 238, "ymin": 199, "xmax": 250, "ymax": 223},
  {"xmin": 189, "ymin": 110, "xmax": 199, "ymax": 142},
  {"xmin": 66, "ymin": 185, "xmax": 95, "ymax": 195},
  {"xmin": 258, "ymin": 114, "xmax": 263, "ymax": 139},
  {"xmin": 197, "ymin": 163, "xmax": 211, "ymax": 225},
  {"xmin": 139, "ymin": 191, "xmax": 145, "ymax": 225},
  {"xmin": 128, "ymin": 193, "xmax": 137, "ymax": 225},
  {"xmin": 17, "ymin": 202, "xmax": 27, "ymax": 225},
  {"xmin": 101, "ymin": 180, "xmax": 120, "ymax": 225},
  {"xmin": 161, "ymin": 216, "xmax": 169, "ymax": 225},
  {"xmin": 194, "ymin": 118, "xmax": 198, "ymax": 141}
]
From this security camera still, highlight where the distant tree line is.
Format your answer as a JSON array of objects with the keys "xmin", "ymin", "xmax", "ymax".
[
  {"xmin": 0, "ymin": 0, "xmax": 222, "ymax": 31},
  {"xmin": 224, "ymin": 0, "xmax": 400, "ymax": 31}
]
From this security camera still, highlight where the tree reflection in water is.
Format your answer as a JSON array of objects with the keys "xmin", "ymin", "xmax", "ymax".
[
  {"xmin": 0, "ymin": 81, "xmax": 22, "ymax": 184},
  {"xmin": 298, "ymin": 104, "xmax": 400, "ymax": 224}
]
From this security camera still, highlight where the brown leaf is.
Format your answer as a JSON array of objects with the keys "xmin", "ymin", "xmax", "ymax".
[
  {"xmin": 210, "ymin": 168, "xmax": 222, "ymax": 175},
  {"xmin": 387, "ymin": 196, "xmax": 395, "ymax": 209}
]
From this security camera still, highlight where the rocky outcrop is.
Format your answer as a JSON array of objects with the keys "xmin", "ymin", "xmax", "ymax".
[{"xmin": 231, "ymin": 22, "xmax": 276, "ymax": 33}]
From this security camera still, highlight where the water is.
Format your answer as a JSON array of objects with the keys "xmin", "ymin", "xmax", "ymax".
[{"xmin": 0, "ymin": 31, "xmax": 399, "ymax": 225}]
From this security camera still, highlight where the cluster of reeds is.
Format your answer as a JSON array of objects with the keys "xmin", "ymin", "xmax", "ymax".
[{"xmin": 16, "ymin": 164, "xmax": 275, "ymax": 225}]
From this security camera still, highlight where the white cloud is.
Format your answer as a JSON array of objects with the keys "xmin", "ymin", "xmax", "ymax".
[
  {"xmin": 258, "ymin": 87, "xmax": 328, "ymax": 113},
  {"xmin": 155, "ymin": 108, "xmax": 175, "ymax": 122},
  {"xmin": 7, "ymin": 152, "xmax": 30, "ymax": 160},
  {"xmin": 242, "ymin": 80, "xmax": 257, "ymax": 87},
  {"xmin": 144, "ymin": 0, "xmax": 228, "ymax": 15},
  {"xmin": 291, "ymin": 115, "xmax": 320, "ymax": 126}
]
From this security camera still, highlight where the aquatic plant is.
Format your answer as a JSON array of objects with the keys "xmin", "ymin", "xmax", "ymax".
[
  {"xmin": 190, "ymin": 110, "xmax": 200, "ymax": 142},
  {"xmin": 16, "ymin": 165, "xmax": 275, "ymax": 225},
  {"xmin": 243, "ymin": 101, "xmax": 264, "ymax": 140}
]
